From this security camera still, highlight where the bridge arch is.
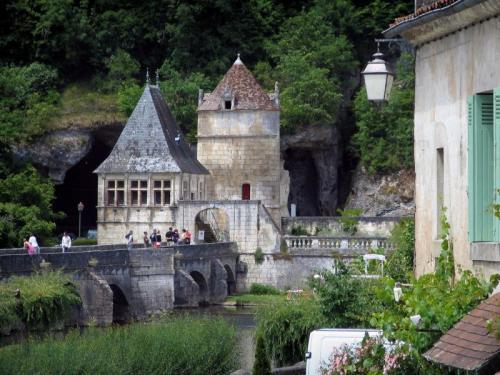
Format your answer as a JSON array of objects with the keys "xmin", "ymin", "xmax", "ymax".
[
  {"xmin": 224, "ymin": 264, "xmax": 236, "ymax": 295},
  {"xmin": 190, "ymin": 271, "xmax": 209, "ymax": 305},
  {"xmin": 194, "ymin": 208, "xmax": 230, "ymax": 243},
  {"xmin": 109, "ymin": 284, "xmax": 130, "ymax": 324}
]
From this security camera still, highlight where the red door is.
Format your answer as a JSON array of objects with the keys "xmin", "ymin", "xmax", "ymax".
[{"xmin": 242, "ymin": 184, "xmax": 250, "ymax": 200}]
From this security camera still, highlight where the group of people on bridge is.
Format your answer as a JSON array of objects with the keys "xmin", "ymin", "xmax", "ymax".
[{"xmin": 126, "ymin": 227, "xmax": 192, "ymax": 249}]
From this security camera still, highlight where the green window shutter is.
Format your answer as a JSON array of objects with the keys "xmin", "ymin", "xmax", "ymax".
[
  {"xmin": 468, "ymin": 94, "xmax": 494, "ymax": 241},
  {"xmin": 468, "ymin": 95, "xmax": 474, "ymax": 242},
  {"xmin": 494, "ymin": 88, "xmax": 500, "ymax": 241}
]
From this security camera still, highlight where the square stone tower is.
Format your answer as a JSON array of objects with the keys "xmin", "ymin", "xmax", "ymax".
[{"xmin": 197, "ymin": 55, "xmax": 281, "ymax": 222}]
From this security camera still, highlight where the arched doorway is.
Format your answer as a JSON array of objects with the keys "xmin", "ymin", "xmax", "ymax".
[
  {"xmin": 190, "ymin": 271, "xmax": 209, "ymax": 305},
  {"xmin": 194, "ymin": 208, "xmax": 230, "ymax": 243},
  {"xmin": 109, "ymin": 284, "xmax": 130, "ymax": 324},
  {"xmin": 224, "ymin": 265, "xmax": 236, "ymax": 295}
]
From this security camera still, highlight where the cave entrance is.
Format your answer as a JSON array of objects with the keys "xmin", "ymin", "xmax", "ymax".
[
  {"xmin": 284, "ymin": 148, "xmax": 320, "ymax": 216},
  {"xmin": 53, "ymin": 138, "xmax": 111, "ymax": 237}
]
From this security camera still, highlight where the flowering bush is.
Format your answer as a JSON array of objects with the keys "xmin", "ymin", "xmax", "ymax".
[{"xmin": 321, "ymin": 335, "xmax": 408, "ymax": 375}]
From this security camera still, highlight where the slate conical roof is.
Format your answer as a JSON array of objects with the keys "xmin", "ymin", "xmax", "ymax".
[
  {"xmin": 198, "ymin": 56, "xmax": 279, "ymax": 111},
  {"xmin": 95, "ymin": 85, "xmax": 208, "ymax": 174}
]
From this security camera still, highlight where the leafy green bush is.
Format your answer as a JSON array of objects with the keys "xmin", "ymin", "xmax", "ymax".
[
  {"xmin": 0, "ymin": 316, "xmax": 238, "ymax": 374},
  {"xmin": 337, "ymin": 208, "xmax": 362, "ymax": 235},
  {"xmin": 0, "ymin": 165, "xmax": 61, "ymax": 248},
  {"xmin": 105, "ymin": 49, "xmax": 140, "ymax": 88},
  {"xmin": 249, "ymin": 283, "xmax": 280, "ymax": 295},
  {"xmin": 253, "ymin": 333, "xmax": 271, "ymax": 375},
  {"xmin": 290, "ymin": 226, "xmax": 310, "ymax": 236},
  {"xmin": 0, "ymin": 271, "xmax": 81, "ymax": 332},
  {"xmin": 310, "ymin": 262, "xmax": 384, "ymax": 328},
  {"xmin": 256, "ymin": 298, "xmax": 326, "ymax": 367},
  {"xmin": 386, "ymin": 218, "xmax": 415, "ymax": 282},
  {"xmin": 352, "ymin": 53, "xmax": 415, "ymax": 175},
  {"xmin": 72, "ymin": 238, "xmax": 98, "ymax": 246},
  {"xmin": 254, "ymin": 247, "xmax": 265, "ymax": 265}
]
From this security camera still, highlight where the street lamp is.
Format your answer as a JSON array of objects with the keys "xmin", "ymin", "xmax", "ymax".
[
  {"xmin": 77, "ymin": 202, "xmax": 84, "ymax": 238},
  {"xmin": 361, "ymin": 46, "xmax": 394, "ymax": 103}
]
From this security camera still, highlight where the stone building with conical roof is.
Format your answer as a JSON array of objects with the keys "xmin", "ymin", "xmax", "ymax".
[
  {"xmin": 197, "ymin": 55, "xmax": 283, "ymax": 222},
  {"xmin": 94, "ymin": 82, "xmax": 209, "ymax": 244}
]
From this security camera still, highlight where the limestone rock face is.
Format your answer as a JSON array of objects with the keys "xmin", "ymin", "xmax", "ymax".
[
  {"xmin": 344, "ymin": 167, "xmax": 415, "ymax": 217},
  {"xmin": 12, "ymin": 123, "xmax": 123, "ymax": 184},
  {"xmin": 281, "ymin": 125, "xmax": 341, "ymax": 216},
  {"xmin": 13, "ymin": 131, "xmax": 92, "ymax": 184}
]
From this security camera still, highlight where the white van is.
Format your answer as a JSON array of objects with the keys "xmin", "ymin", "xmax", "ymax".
[{"xmin": 305, "ymin": 328, "xmax": 383, "ymax": 375}]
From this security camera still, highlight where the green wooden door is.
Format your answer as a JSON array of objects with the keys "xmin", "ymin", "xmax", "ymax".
[{"xmin": 468, "ymin": 94, "xmax": 494, "ymax": 241}]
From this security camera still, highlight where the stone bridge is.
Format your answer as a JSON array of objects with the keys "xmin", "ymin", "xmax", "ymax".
[{"xmin": 0, "ymin": 242, "xmax": 239, "ymax": 326}]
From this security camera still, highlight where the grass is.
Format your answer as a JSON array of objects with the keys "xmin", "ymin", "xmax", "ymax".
[
  {"xmin": 72, "ymin": 238, "xmax": 98, "ymax": 246},
  {"xmin": 0, "ymin": 316, "xmax": 238, "ymax": 375},
  {"xmin": 49, "ymin": 83, "xmax": 125, "ymax": 131},
  {"xmin": 0, "ymin": 271, "xmax": 81, "ymax": 333}
]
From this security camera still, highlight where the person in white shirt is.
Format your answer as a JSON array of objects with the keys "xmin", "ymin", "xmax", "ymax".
[
  {"xmin": 61, "ymin": 232, "xmax": 71, "ymax": 253},
  {"xmin": 126, "ymin": 230, "xmax": 133, "ymax": 250},
  {"xmin": 29, "ymin": 234, "xmax": 39, "ymax": 254}
]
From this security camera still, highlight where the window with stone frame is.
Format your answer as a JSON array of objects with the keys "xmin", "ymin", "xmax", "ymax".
[
  {"xmin": 182, "ymin": 180, "xmax": 189, "ymax": 200},
  {"xmin": 106, "ymin": 180, "xmax": 125, "ymax": 206},
  {"xmin": 130, "ymin": 180, "xmax": 148, "ymax": 206},
  {"xmin": 199, "ymin": 181, "xmax": 204, "ymax": 200},
  {"xmin": 153, "ymin": 180, "xmax": 171, "ymax": 205}
]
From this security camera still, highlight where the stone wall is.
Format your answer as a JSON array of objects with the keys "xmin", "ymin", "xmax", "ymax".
[
  {"xmin": 282, "ymin": 216, "xmax": 402, "ymax": 237},
  {"xmin": 236, "ymin": 251, "xmax": 338, "ymax": 291},
  {"xmin": 76, "ymin": 270, "xmax": 113, "ymax": 326}
]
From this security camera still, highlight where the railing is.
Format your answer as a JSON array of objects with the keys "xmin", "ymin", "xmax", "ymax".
[
  {"xmin": 198, "ymin": 209, "xmax": 229, "ymax": 242},
  {"xmin": 284, "ymin": 236, "xmax": 394, "ymax": 251}
]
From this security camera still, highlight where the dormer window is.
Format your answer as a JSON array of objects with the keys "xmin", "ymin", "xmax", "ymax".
[
  {"xmin": 222, "ymin": 86, "xmax": 234, "ymax": 110},
  {"xmin": 224, "ymin": 100, "xmax": 232, "ymax": 110}
]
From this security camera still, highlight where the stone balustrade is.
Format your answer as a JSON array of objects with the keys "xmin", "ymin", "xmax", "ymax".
[{"xmin": 284, "ymin": 236, "xmax": 394, "ymax": 252}]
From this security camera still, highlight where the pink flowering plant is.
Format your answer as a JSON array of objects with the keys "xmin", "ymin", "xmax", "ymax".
[{"xmin": 320, "ymin": 334, "xmax": 409, "ymax": 375}]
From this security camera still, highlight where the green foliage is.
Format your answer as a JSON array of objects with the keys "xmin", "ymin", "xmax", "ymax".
[
  {"xmin": 159, "ymin": 62, "xmax": 212, "ymax": 141},
  {"xmin": 311, "ymin": 262, "xmax": 384, "ymax": 328},
  {"xmin": 0, "ymin": 271, "xmax": 81, "ymax": 332},
  {"xmin": 352, "ymin": 53, "xmax": 415, "ymax": 175},
  {"xmin": 117, "ymin": 81, "xmax": 143, "ymax": 116},
  {"xmin": 290, "ymin": 225, "xmax": 310, "ymax": 236},
  {"xmin": 336, "ymin": 208, "xmax": 362, "ymax": 235},
  {"xmin": 371, "ymin": 215, "xmax": 495, "ymax": 353},
  {"xmin": 105, "ymin": 49, "xmax": 140, "ymax": 87},
  {"xmin": 0, "ymin": 63, "xmax": 59, "ymax": 142},
  {"xmin": 0, "ymin": 316, "xmax": 238, "ymax": 374},
  {"xmin": 256, "ymin": 298, "xmax": 327, "ymax": 367},
  {"xmin": 253, "ymin": 334, "xmax": 272, "ymax": 375},
  {"xmin": 250, "ymin": 283, "xmax": 280, "ymax": 295},
  {"xmin": 0, "ymin": 165, "xmax": 60, "ymax": 247},
  {"xmin": 386, "ymin": 218, "xmax": 415, "ymax": 283},
  {"xmin": 255, "ymin": 247, "xmax": 265, "ymax": 265},
  {"xmin": 226, "ymin": 294, "xmax": 283, "ymax": 305}
]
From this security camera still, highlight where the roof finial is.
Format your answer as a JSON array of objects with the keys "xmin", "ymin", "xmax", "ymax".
[
  {"xmin": 156, "ymin": 69, "xmax": 160, "ymax": 88},
  {"xmin": 234, "ymin": 53, "xmax": 242, "ymax": 65},
  {"xmin": 146, "ymin": 68, "xmax": 150, "ymax": 85}
]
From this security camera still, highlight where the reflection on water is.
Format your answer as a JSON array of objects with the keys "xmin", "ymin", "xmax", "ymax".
[{"xmin": 173, "ymin": 305, "xmax": 256, "ymax": 370}]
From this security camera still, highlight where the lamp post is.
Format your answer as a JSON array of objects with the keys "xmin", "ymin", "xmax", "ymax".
[
  {"xmin": 77, "ymin": 202, "xmax": 84, "ymax": 238},
  {"xmin": 361, "ymin": 46, "xmax": 394, "ymax": 103}
]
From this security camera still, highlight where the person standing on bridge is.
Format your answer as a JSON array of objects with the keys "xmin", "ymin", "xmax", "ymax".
[
  {"xmin": 61, "ymin": 232, "xmax": 71, "ymax": 253},
  {"xmin": 29, "ymin": 233, "xmax": 39, "ymax": 254},
  {"xmin": 143, "ymin": 231, "xmax": 150, "ymax": 247},
  {"xmin": 125, "ymin": 230, "xmax": 133, "ymax": 250}
]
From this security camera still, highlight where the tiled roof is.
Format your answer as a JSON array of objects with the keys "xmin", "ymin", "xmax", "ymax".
[
  {"xmin": 198, "ymin": 57, "xmax": 278, "ymax": 111},
  {"xmin": 95, "ymin": 85, "xmax": 208, "ymax": 174},
  {"xmin": 424, "ymin": 293, "xmax": 500, "ymax": 373},
  {"xmin": 390, "ymin": 0, "xmax": 460, "ymax": 27}
]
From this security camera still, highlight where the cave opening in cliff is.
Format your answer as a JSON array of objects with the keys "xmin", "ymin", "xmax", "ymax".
[
  {"xmin": 284, "ymin": 148, "xmax": 320, "ymax": 216},
  {"xmin": 53, "ymin": 139, "xmax": 111, "ymax": 237}
]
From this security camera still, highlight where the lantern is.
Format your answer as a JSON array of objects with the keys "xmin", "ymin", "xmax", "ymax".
[{"xmin": 362, "ymin": 51, "xmax": 394, "ymax": 102}]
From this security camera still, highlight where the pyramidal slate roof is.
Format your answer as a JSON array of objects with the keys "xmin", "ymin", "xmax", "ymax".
[
  {"xmin": 95, "ymin": 85, "xmax": 208, "ymax": 174},
  {"xmin": 198, "ymin": 56, "xmax": 279, "ymax": 111}
]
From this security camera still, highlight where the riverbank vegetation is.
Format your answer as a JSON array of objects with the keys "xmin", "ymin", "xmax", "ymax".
[
  {"xmin": 0, "ymin": 271, "xmax": 80, "ymax": 334},
  {"xmin": 0, "ymin": 316, "xmax": 238, "ymax": 375}
]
